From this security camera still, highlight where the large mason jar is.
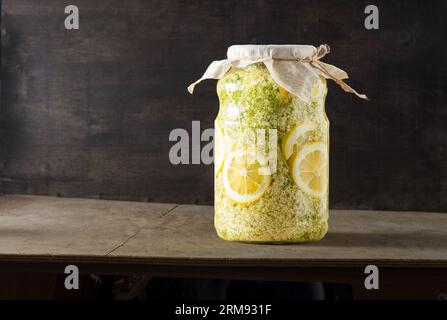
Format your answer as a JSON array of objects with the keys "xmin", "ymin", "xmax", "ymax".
[
  {"xmin": 214, "ymin": 63, "xmax": 329, "ymax": 242},
  {"xmin": 188, "ymin": 44, "xmax": 366, "ymax": 243}
]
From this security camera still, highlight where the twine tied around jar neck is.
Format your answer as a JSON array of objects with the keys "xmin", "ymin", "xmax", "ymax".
[
  {"xmin": 304, "ymin": 44, "xmax": 368, "ymax": 100},
  {"xmin": 188, "ymin": 44, "xmax": 368, "ymax": 102}
]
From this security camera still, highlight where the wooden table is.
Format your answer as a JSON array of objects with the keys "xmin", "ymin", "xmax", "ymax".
[{"xmin": 0, "ymin": 194, "xmax": 446, "ymax": 299}]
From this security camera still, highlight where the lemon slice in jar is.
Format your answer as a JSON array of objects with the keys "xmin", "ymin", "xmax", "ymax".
[
  {"xmin": 214, "ymin": 120, "xmax": 225, "ymax": 176},
  {"xmin": 290, "ymin": 143, "xmax": 328, "ymax": 197},
  {"xmin": 311, "ymin": 77, "xmax": 328, "ymax": 102},
  {"xmin": 223, "ymin": 150, "xmax": 271, "ymax": 204},
  {"xmin": 281, "ymin": 121, "xmax": 318, "ymax": 160}
]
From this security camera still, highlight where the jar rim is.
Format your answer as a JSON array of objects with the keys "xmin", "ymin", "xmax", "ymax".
[{"xmin": 227, "ymin": 44, "xmax": 317, "ymax": 61}]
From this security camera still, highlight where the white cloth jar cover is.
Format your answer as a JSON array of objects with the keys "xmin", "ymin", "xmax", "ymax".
[{"xmin": 188, "ymin": 44, "xmax": 367, "ymax": 103}]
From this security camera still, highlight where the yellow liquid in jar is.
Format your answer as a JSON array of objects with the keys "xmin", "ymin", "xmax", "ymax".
[{"xmin": 214, "ymin": 63, "xmax": 329, "ymax": 243}]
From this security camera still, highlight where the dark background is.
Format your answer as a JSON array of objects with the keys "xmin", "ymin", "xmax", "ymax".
[{"xmin": 0, "ymin": 0, "xmax": 446, "ymax": 212}]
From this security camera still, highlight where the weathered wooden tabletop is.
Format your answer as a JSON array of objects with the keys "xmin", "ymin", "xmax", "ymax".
[
  {"xmin": 0, "ymin": 194, "xmax": 445, "ymax": 299},
  {"xmin": 0, "ymin": 194, "xmax": 445, "ymax": 270}
]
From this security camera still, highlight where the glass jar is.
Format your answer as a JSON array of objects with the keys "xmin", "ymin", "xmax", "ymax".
[{"xmin": 214, "ymin": 63, "xmax": 329, "ymax": 242}]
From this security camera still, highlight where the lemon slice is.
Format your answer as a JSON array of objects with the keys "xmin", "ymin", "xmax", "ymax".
[
  {"xmin": 311, "ymin": 77, "xmax": 327, "ymax": 102},
  {"xmin": 281, "ymin": 121, "xmax": 318, "ymax": 160},
  {"xmin": 214, "ymin": 120, "xmax": 225, "ymax": 176},
  {"xmin": 223, "ymin": 150, "xmax": 271, "ymax": 204},
  {"xmin": 290, "ymin": 143, "xmax": 328, "ymax": 197}
]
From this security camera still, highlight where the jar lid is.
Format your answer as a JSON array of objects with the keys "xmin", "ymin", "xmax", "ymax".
[
  {"xmin": 227, "ymin": 44, "xmax": 316, "ymax": 61},
  {"xmin": 188, "ymin": 44, "xmax": 367, "ymax": 102}
]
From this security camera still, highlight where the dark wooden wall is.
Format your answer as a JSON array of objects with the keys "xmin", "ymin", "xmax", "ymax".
[{"xmin": 0, "ymin": 0, "xmax": 446, "ymax": 212}]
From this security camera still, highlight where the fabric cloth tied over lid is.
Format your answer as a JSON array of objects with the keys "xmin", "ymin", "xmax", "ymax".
[{"xmin": 188, "ymin": 44, "xmax": 368, "ymax": 103}]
